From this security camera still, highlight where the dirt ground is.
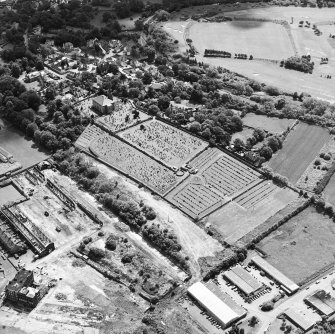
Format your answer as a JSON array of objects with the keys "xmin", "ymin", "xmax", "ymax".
[
  {"xmin": 93, "ymin": 159, "xmax": 224, "ymax": 278},
  {"xmin": 206, "ymin": 184, "xmax": 298, "ymax": 244},
  {"xmin": 268, "ymin": 122, "xmax": 330, "ymax": 184},
  {"xmin": 0, "ymin": 254, "xmax": 149, "ymax": 334},
  {"xmin": 258, "ymin": 206, "xmax": 335, "ymax": 284}
]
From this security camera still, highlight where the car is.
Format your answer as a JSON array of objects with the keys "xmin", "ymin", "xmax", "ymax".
[{"xmin": 316, "ymin": 280, "xmax": 320, "ymax": 284}]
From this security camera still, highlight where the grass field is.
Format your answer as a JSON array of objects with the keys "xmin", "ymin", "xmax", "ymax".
[
  {"xmin": 165, "ymin": 6, "xmax": 335, "ymax": 102},
  {"xmin": 258, "ymin": 206, "xmax": 335, "ymax": 284},
  {"xmin": 231, "ymin": 127, "xmax": 254, "ymax": 144},
  {"xmin": 206, "ymin": 183, "xmax": 297, "ymax": 244},
  {"xmin": 323, "ymin": 173, "xmax": 335, "ymax": 207},
  {"xmin": 191, "ymin": 21, "xmax": 294, "ymax": 60},
  {"xmin": 242, "ymin": 113, "xmax": 296, "ymax": 134},
  {"xmin": 268, "ymin": 122, "xmax": 330, "ymax": 184}
]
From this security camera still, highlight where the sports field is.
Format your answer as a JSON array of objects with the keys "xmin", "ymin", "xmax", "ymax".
[
  {"xmin": 191, "ymin": 21, "xmax": 294, "ymax": 60},
  {"xmin": 206, "ymin": 183, "xmax": 297, "ymax": 244},
  {"xmin": 268, "ymin": 122, "xmax": 330, "ymax": 184},
  {"xmin": 242, "ymin": 113, "xmax": 296, "ymax": 134},
  {"xmin": 258, "ymin": 206, "xmax": 335, "ymax": 284}
]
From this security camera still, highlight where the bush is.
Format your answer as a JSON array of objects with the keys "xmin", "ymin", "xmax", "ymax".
[
  {"xmin": 314, "ymin": 159, "xmax": 321, "ymax": 166},
  {"xmin": 121, "ymin": 254, "xmax": 133, "ymax": 264},
  {"xmin": 105, "ymin": 237, "xmax": 117, "ymax": 251},
  {"xmin": 88, "ymin": 247, "xmax": 105, "ymax": 260}
]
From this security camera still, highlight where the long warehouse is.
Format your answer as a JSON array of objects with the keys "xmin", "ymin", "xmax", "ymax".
[
  {"xmin": 251, "ymin": 255, "xmax": 299, "ymax": 294},
  {"xmin": 223, "ymin": 265, "xmax": 263, "ymax": 296},
  {"xmin": 187, "ymin": 282, "xmax": 246, "ymax": 328}
]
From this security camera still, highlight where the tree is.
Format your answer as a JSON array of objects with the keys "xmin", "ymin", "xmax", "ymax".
[
  {"xmin": 189, "ymin": 121, "xmax": 201, "ymax": 133},
  {"xmin": 88, "ymin": 247, "xmax": 105, "ymax": 260},
  {"xmin": 158, "ymin": 95, "xmax": 170, "ymax": 110},
  {"xmin": 20, "ymin": 90, "xmax": 41, "ymax": 111},
  {"xmin": 135, "ymin": 19, "xmax": 144, "ymax": 30},
  {"xmin": 35, "ymin": 60, "xmax": 44, "ymax": 71},
  {"xmin": 148, "ymin": 104, "xmax": 160, "ymax": 116},
  {"xmin": 260, "ymin": 145, "xmax": 273, "ymax": 160},
  {"xmin": 26, "ymin": 122, "xmax": 38, "ymax": 138},
  {"xmin": 189, "ymin": 89, "xmax": 203, "ymax": 103},
  {"xmin": 105, "ymin": 236, "xmax": 117, "ymax": 250},
  {"xmin": 11, "ymin": 63, "xmax": 22, "ymax": 78},
  {"xmin": 145, "ymin": 47, "xmax": 156, "ymax": 63},
  {"xmin": 233, "ymin": 138, "xmax": 244, "ymax": 150},
  {"xmin": 142, "ymin": 72, "xmax": 152, "ymax": 85}
]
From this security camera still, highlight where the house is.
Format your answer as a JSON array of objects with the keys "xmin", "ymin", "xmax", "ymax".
[
  {"xmin": 92, "ymin": 95, "xmax": 115, "ymax": 114},
  {"xmin": 25, "ymin": 71, "xmax": 42, "ymax": 83}
]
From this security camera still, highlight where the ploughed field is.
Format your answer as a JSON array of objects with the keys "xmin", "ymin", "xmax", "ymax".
[
  {"xmin": 257, "ymin": 206, "xmax": 335, "ymax": 284},
  {"xmin": 267, "ymin": 122, "xmax": 330, "ymax": 184}
]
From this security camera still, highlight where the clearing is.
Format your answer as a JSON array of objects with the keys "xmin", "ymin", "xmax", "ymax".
[
  {"xmin": 242, "ymin": 113, "xmax": 296, "ymax": 134},
  {"xmin": 267, "ymin": 122, "xmax": 330, "ymax": 184},
  {"xmin": 258, "ymin": 206, "xmax": 335, "ymax": 284}
]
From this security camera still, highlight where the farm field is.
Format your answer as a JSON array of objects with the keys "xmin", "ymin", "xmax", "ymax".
[
  {"xmin": 190, "ymin": 21, "xmax": 294, "ymax": 60},
  {"xmin": 89, "ymin": 134, "xmax": 180, "ymax": 195},
  {"xmin": 267, "ymin": 122, "xmax": 330, "ymax": 184},
  {"xmin": 166, "ymin": 148, "xmax": 262, "ymax": 219},
  {"xmin": 165, "ymin": 6, "xmax": 335, "ymax": 102},
  {"xmin": 119, "ymin": 120, "xmax": 208, "ymax": 168},
  {"xmin": 206, "ymin": 183, "xmax": 298, "ymax": 244},
  {"xmin": 258, "ymin": 206, "xmax": 335, "ymax": 284},
  {"xmin": 242, "ymin": 113, "xmax": 296, "ymax": 134}
]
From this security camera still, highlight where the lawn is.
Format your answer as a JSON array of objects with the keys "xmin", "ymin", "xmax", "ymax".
[
  {"xmin": 258, "ymin": 206, "xmax": 335, "ymax": 284},
  {"xmin": 206, "ymin": 184, "xmax": 297, "ymax": 244},
  {"xmin": 323, "ymin": 173, "xmax": 335, "ymax": 207},
  {"xmin": 267, "ymin": 122, "xmax": 330, "ymax": 184},
  {"xmin": 231, "ymin": 127, "xmax": 254, "ymax": 144},
  {"xmin": 242, "ymin": 113, "xmax": 295, "ymax": 134},
  {"xmin": 190, "ymin": 21, "xmax": 294, "ymax": 60}
]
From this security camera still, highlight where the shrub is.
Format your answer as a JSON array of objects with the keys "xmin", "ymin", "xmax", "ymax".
[
  {"xmin": 314, "ymin": 159, "xmax": 321, "ymax": 166},
  {"xmin": 88, "ymin": 247, "xmax": 105, "ymax": 260},
  {"xmin": 105, "ymin": 237, "xmax": 117, "ymax": 251},
  {"xmin": 121, "ymin": 254, "xmax": 133, "ymax": 264}
]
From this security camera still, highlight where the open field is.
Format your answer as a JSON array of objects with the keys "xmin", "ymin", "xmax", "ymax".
[
  {"xmin": 242, "ymin": 113, "xmax": 296, "ymax": 134},
  {"xmin": 166, "ymin": 148, "xmax": 262, "ymax": 219},
  {"xmin": 268, "ymin": 122, "xmax": 330, "ymax": 184},
  {"xmin": 165, "ymin": 6, "xmax": 335, "ymax": 102},
  {"xmin": 89, "ymin": 134, "xmax": 179, "ymax": 195},
  {"xmin": 323, "ymin": 172, "xmax": 335, "ymax": 207},
  {"xmin": 191, "ymin": 21, "xmax": 293, "ymax": 59},
  {"xmin": 231, "ymin": 127, "xmax": 254, "ymax": 144},
  {"xmin": 206, "ymin": 183, "xmax": 298, "ymax": 244},
  {"xmin": 119, "ymin": 120, "xmax": 208, "ymax": 168},
  {"xmin": 258, "ymin": 206, "xmax": 335, "ymax": 284}
]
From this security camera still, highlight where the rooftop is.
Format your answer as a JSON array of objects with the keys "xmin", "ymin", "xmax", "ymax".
[{"xmin": 92, "ymin": 95, "xmax": 114, "ymax": 107}]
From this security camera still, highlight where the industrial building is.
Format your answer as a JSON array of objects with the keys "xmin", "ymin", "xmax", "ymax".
[
  {"xmin": 223, "ymin": 265, "xmax": 263, "ymax": 297},
  {"xmin": 251, "ymin": 255, "xmax": 299, "ymax": 294},
  {"xmin": 187, "ymin": 282, "xmax": 247, "ymax": 328},
  {"xmin": 0, "ymin": 206, "xmax": 54, "ymax": 258},
  {"xmin": 5, "ymin": 269, "xmax": 42, "ymax": 307},
  {"xmin": 284, "ymin": 308, "xmax": 319, "ymax": 332},
  {"xmin": 305, "ymin": 290, "xmax": 335, "ymax": 316}
]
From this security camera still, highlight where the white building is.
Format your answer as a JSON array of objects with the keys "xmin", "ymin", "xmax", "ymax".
[{"xmin": 187, "ymin": 282, "xmax": 246, "ymax": 328}]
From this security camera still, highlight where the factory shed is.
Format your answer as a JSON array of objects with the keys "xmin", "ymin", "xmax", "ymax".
[
  {"xmin": 187, "ymin": 282, "xmax": 246, "ymax": 328},
  {"xmin": 223, "ymin": 265, "xmax": 263, "ymax": 296},
  {"xmin": 305, "ymin": 290, "xmax": 335, "ymax": 316},
  {"xmin": 284, "ymin": 308, "xmax": 317, "ymax": 332},
  {"xmin": 251, "ymin": 256, "xmax": 299, "ymax": 294}
]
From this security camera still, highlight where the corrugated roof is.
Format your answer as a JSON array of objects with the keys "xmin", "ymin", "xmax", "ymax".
[
  {"xmin": 251, "ymin": 255, "xmax": 299, "ymax": 293},
  {"xmin": 188, "ymin": 282, "xmax": 245, "ymax": 326},
  {"xmin": 284, "ymin": 308, "xmax": 316, "ymax": 331},
  {"xmin": 306, "ymin": 292, "xmax": 335, "ymax": 316},
  {"xmin": 223, "ymin": 265, "xmax": 262, "ymax": 295}
]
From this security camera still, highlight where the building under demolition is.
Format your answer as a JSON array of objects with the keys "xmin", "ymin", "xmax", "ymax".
[{"xmin": 5, "ymin": 269, "xmax": 44, "ymax": 307}]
